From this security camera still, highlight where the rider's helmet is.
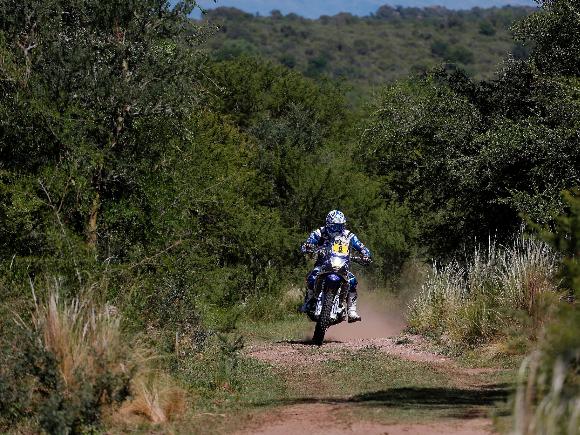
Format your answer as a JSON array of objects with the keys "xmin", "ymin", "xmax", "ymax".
[{"xmin": 326, "ymin": 210, "xmax": 346, "ymax": 237}]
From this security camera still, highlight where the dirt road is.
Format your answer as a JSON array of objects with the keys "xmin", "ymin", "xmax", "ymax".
[{"xmin": 234, "ymin": 291, "xmax": 511, "ymax": 435}]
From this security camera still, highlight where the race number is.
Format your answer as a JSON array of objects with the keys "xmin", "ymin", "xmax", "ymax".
[{"xmin": 332, "ymin": 241, "xmax": 349, "ymax": 255}]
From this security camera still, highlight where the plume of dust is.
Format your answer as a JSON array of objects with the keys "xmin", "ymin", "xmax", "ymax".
[{"xmin": 324, "ymin": 279, "xmax": 407, "ymax": 341}]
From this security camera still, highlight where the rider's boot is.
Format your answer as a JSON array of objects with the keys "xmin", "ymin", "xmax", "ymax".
[
  {"xmin": 347, "ymin": 291, "xmax": 361, "ymax": 323},
  {"xmin": 299, "ymin": 287, "xmax": 315, "ymax": 313}
]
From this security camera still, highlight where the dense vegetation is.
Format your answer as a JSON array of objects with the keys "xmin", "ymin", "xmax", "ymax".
[
  {"xmin": 358, "ymin": 1, "xmax": 580, "ymax": 258},
  {"xmin": 202, "ymin": 5, "xmax": 534, "ymax": 97},
  {"xmin": 0, "ymin": 0, "xmax": 578, "ymax": 433}
]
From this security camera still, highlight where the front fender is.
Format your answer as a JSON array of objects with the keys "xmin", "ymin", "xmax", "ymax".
[{"xmin": 324, "ymin": 273, "xmax": 342, "ymax": 289}]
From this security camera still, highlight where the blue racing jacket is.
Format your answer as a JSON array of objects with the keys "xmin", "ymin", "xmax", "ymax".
[{"xmin": 301, "ymin": 226, "xmax": 371, "ymax": 264}]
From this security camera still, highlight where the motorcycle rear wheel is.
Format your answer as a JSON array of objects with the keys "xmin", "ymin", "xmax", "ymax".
[{"xmin": 313, "ymin": 291, "xmax": 334, "ymax": 346}]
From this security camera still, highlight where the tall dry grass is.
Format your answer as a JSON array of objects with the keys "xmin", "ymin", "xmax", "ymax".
[
  {"xmin": 13, "ymin": 290, "xmax": 187, "ymax": 432},
  {"xmin": 27, "ymin": 292, "xmax": 127, "ymax": 393},
  {"xmin": 513, "ymin": 350, "xmax": 580, "ymax": 435},
  {"xmin": 114, "ymin": 372, "xmax": 187, "ymax": 425},
  {"xmin": 499, "ymin": 236, "xmax": 560, "ymax": 316},
  {"xmin": 408, "ymin": 235, "xmax": 561, "ymax": 347}
]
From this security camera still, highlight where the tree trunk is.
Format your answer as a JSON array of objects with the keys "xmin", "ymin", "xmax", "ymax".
[{"xmin": 87, "ymin": 191, "xmax": 100, "ymax": 248}]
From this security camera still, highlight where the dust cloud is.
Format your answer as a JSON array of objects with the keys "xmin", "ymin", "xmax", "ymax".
[{"xmin": 324, "ymin": 282, "xmax": 407, "ymax": 341}]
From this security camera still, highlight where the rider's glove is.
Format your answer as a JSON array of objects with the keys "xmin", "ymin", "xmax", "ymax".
[
  {"xmin": 302, "ymin": 243, "xmax": 316, "ymax": 254},
  {"xmin": 362, "ymin": 256, "xmax": 372, "ymax": 265}
]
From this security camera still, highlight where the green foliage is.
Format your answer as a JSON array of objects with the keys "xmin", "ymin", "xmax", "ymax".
[
  {"xmin": 431, "ymin": 41, "xmax": 474, "ymax": 64},
  {"xmin": 513, "ymin": 0, "xmax": 580, "ymax": 77},
  {"xmin": 0, "ymin": 328, "xmax": 35, "ymax": 429},
  {"xmin": 543, "ymin": 189, "xmax": 580, "ymax": 382},
  {"xmin": 1, "ymin": 2, "xmax": 413, "ymax": 374},
  {"xmin": 360, "ymin": 59, "xmax": 580, "ymax": 257},
  {"xmin": 1, "ymin": 293, "xmax": 134, "ymax": 433},
  {"xmin": 360, "ymin": 71, "xmax": 485, "ymax": 256},
  {"xmin": 203, "ymin": 56, "xmax": 415, "ymax": 276},
  {"xmin": 0, "ymin": 0, "xmax": 206, "ymax": 275},
  {"xmin": 5, "ymin": 0, "xmax": 578, "ymax": 431},
  {"xmin": 479, "ymin": 20, "xmax": 496, "ymax": 36},
  {"xmin": 357, "ymin": 1, "xmax": 579, "ymax": 257}
]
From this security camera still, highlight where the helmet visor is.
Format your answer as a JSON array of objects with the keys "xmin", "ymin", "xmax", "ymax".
[{"xmin": 328, "ymin": 223, "xmax": 345, "ymax": 234}]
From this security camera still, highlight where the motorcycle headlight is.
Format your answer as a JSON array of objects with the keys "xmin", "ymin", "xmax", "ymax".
[{"xmin": 330, "ymin": 256, "xmax": 346, "ymax": 271}]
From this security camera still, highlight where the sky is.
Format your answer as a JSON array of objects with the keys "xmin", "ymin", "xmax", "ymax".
[{"xmin": 194, "ymin": 0, "xmax": 538, "ymax": 18}]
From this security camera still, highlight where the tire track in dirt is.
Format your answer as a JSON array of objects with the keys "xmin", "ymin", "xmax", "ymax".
[{"xmin": 237, "ymin": 402, "xmax": 493, "ymax": 435}]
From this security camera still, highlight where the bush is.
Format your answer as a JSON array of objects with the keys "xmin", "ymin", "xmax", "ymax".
[
  {"xmin": 1, "ymin": 291, "xmax": 133, "ymax": 433},
  {"xmin": 448, "ymin": 46, "xmax": 474, "ymax": 64},
  {"xmin": 479, "ymin": 21, "xmax": 496, "ymax": 36},
  {"xmin": 430, "ymin": 40, "xmax": 449, "ymax": 57}
]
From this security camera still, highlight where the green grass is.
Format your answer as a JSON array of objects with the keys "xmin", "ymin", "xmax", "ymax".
[
  {"xmin": 237, "ymin": 313, "xmax": 311, "ymax": 342},
  {"xmin": 114, "ymin": 309, "xmax": 520, "ymax": 434}
]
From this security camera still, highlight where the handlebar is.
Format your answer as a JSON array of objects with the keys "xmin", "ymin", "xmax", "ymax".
[
  {"xmin": 303, "ymin": 245, "xmax": 371, "ymax": 266},
  {"xmin": 351, "ymin": 254, "xmax": 372, "ymax": 266}
]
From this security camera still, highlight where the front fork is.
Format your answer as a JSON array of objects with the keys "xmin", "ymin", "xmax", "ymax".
[
  {"xmin": 340, "ymin": 282, "xmax": 349, "ymax": 307},
  {"xmin": 313, "ymin": 282, "xmax": 349, "ymax": 319}
]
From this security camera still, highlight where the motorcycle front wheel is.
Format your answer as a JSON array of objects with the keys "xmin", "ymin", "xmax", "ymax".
[{"xmin": 312, "ymin": 290, "xmax": 334, "ymax": 346}]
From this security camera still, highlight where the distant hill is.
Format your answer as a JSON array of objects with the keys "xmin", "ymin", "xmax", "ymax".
[
  {"xmin": 195, "ymin": 0, "xmax": 536, "ymax": 18},
  {"xmin": 201, "ymin": 5, "xmax": 533, "ymax": 97}
]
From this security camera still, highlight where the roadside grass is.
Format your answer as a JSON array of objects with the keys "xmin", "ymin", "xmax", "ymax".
[
  {"xmin": 105, "ymin": 331, "xmax": 289, "ymax": 434},
  {"xmin": 327, "ymin": 348, "xmax": 512, "ymax": 424},
  {"xmin": 1, "ymin": 289, "xmax": 198, "ymax": 434},
  {"xmin": 237, "ymin": 313, "xmax": 311, "ymax": 342},
  {"xmin": 457, "ymin": 343, "xmax": 525, "ymax": 370},
  {"xmin": 408, "ymin": 234, "xmax": 561, "ymax": 351},
  {"xmin": 0, "ymin": 286, "xmax": 295, "ymax": 434},
  {"xmin": 1, "ymin": 279, "xmax": 522, "ymax": 434},
  {"xmin": 184, "ymin": 335, "xmax": 521, "ymax": 434},
  {"xmin": 166, "ymin": 354, "xmax": 289, "ymax": 434},
  {"xmin": 229, "ymin": 282, "xmax": 519, "ymax": 429}
]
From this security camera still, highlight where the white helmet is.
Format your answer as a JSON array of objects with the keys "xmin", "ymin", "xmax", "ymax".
[{"xmin": 326, "ymin": 210, "xmax": 346, "ymax": 236}]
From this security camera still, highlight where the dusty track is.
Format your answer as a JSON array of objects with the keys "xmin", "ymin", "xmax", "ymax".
[
  {"xmin": 235, "ymin": 291, "xmax": 506, "ymax": 435},
  {"xmin": 241, "ymin": 337, "xmax": 499, "ymax": 434},
  {"xmin": 237, "ymin": 403, "xmax": 493, "ymax": 435}
]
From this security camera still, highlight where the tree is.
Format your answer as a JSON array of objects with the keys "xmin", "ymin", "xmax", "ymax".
[
  {"xmin": 0, "ymin": 0, "xmax": 205, "ymax": 253},
  {"xmin": 513, "ymin": 0, "xmax": 580, "ymax": 76},
  {"xmin": 360, "ymin": 58, "xmax": 580, "ymax": 256}
]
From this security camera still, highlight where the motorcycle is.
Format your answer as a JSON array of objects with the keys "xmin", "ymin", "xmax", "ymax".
[{"xmin": 304, "ymin": 243, "xmax": 369, "ymax": 346}]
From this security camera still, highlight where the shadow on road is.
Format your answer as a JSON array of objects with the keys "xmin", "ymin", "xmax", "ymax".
[
  {"xmin": 351, "ymin": 385, "xmax": 509, "ymax": 407},
  {"xmin": 275, "ymin": 339, "xmax": 343, "ymax": 346},
  {"xmin": 255, "ymin": 385, "xmax": 511, "ymax": 418}
]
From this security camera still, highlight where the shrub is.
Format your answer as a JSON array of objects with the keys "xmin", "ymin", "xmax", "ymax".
[
  {"xmin": 1, "ymin": 288, "xmax": 192, "ymax": 433},
  {"xmin": 448, "ymin": 46, "xmax": 474, "ymax": 64},
  {"xmin": 431, "ymin": 40, "xmax": 449, "ymax": 57},
  {"xmin": 498, "ymin": 236, "xmax": 560, "ymax": 316},
  {"xmin": 16, "ymin": 291, "xmax": 133, "ymax": 433},
  {"xmin": 479, "ymin": 21, "xmax": 496, "ymax": 36}
]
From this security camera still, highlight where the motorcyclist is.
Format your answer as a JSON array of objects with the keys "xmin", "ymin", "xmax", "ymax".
[{"xmin": 300, "ymin": 210, "xmax": 372, "ymax": 322}]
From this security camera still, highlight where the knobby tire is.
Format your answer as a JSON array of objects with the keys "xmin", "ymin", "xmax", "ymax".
[{"xmin": 313, "ymin": 291, "xmax": 334, "ymax": 346}]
